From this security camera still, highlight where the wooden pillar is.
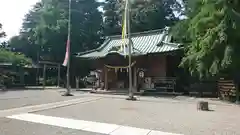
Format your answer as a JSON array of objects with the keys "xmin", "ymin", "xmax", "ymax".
[
  {"xmin": 43, "ymin": 64, "xmax": 46, "ymax": 90},
  {"xmin": 236, "ymin": 83, "xmax": 240, "ymax": 104},
  {"xmin": 76, "ymin": 76, "xmax": 79, "ymax": 89},
  {"xmin": 133, "ymin": 66, "xmax": 137, "ymax": 92},
  {"xmin": 104, "ymin": 66, "xmax": 108, "ymax": 90},
  {"xmin": 57, "ymin": 64, "xmax": 61, "ymax": 87},
  {"xmin": 19, "ymin": 67, "xmax": 25, "ymax": 85}
]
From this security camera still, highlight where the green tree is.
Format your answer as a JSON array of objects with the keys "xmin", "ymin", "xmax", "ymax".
[
  {"xmin": 12, "ymin": 0, "xmax": 103, "ymax": 63},
  {"xmin": 9, "ymin": 2, "xmax": 45, "ymax": 61},
  {"xmin": 8, "ymin": 36, "xmax": 38, "ymax": 60},
  {"xmin": 0, "ymin": 23, "xmax": 31, "ymax": 66},
  {"xmin": 173, "ymin": 0, "xmax": 240, "ymax": 78},
  {"xmin": 0, "ymin": 48, "xmax": 31, "ymax": 87},
  {"xmin": 0, "ymin": 23, "xmax": 6, "ymax": 38},
  {"xmin": 0, "ymin": 49, "xmax": 31, "ymax": 66},
  {"xmin": 0, "ymin": 23, "xmax": 7, "ymax": 49},
  {"xmin": 131, "ymin": 0, "xmax": 181, "ymax": 32},
  {"xmin": 103, "ymin": 0, "xmax": 181, "ymax": 35},
  {"xmin": 102, "ymin": 0, "xmax": 122, "ymax": 35}
]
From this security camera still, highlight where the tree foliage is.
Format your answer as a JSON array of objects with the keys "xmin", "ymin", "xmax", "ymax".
[
  {"xmin": 0, "ymin": 23, "xmax": 6, "ymax": 38},
  {"xmin": 103, "ymin": 0, "xmax": 121, "ymax": 35},
  {"xmin": 103, "ymin": 0, "xmax": 181, "ymax": 35},
  {"xmin": 173, "ymin": 0, "xmax": 240, "ymax": 78},
  {"xmin": 0, "ymin": 23, "xmax": 9, "ymax": 49},
  {"xmin": 9, "ymin": 0, "xmax": 103, "ymax": 63},
  {"xmin": 0, "ymin": 49, "xmax": 31, "ymax": 66},
  {"xmin": 9, "ymin": 0, "xmax": 182, "ymax": 62},
  {"xmin": 0, "ymin": 23, "xmax": 30, "ymax": 66}
]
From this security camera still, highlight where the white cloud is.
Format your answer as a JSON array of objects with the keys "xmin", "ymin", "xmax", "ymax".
[{"xmin": 0, "ymin": 0, "xmax": 40, "ymax": 39}]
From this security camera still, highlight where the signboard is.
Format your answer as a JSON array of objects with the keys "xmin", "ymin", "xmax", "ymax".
[{"xmin": 152, "ymin": 77, "xmax": 176, "ymax": 90}]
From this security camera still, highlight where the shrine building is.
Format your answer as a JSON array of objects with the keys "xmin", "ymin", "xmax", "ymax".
[{"xmin": 76, "ymin": 28, "xmax": 182, "ymax": 93}]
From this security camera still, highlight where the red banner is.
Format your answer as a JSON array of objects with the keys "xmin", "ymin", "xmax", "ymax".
[{"xmin": 62, "ymin": 36, "xmax": 70, "ymax": 66}]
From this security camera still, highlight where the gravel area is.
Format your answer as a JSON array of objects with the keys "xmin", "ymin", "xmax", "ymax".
[{"xmin": 36, "ymin": 97, "xmax": 240, "ymax": 135}]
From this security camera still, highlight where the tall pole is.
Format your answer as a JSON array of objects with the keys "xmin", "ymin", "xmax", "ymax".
[
  {"xmin": 43, "ymin": 64, "xmax": 46, "ymax": 90},
  {"xmin": 36, "ymin": 32, "xmax": 41, "ymax": 85},
  {"xmin": 126, "ymin": 0, "xmax": 135, "ymax": 100},
  {"xmin": 58, "ymin": 64, "xmax": 61, "ymax": 87},
  {"xmin": 65, "ymin": 0, "xmax": 72, "ymax": 96},
  {"xmin": 36, "ymin": 48, "xmax": 40, "ymax": 85}
]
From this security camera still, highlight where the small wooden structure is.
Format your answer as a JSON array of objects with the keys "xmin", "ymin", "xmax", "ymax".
[
  {"xmin": 0, "ymin": 63, "xmax": 12, "ymax": 89},
  {"xmin": 39, "ymin": 61, "xmax": 61, "ymax": 89},
  {"xmin": 0, "ymin": 62, "xmax": 25, "ymax": 87}
]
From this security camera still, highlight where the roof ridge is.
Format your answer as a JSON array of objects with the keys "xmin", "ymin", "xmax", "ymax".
[
  {"xmin": 162, "ymin": 41, "xmax": 182, "ymax": 48},
  {"xmin": 108, "ymin": 28, "xmax": 169, "ymax": 39},
  {"xmin": 76, "ymin": 49, "xmax": 97, "ymax": 56},
  {"xmin": 97, "ymin": 38, "xmax": 111, "ymax": 51},
  {"xmin": 76, "ymin": 38, "xmax": 111, "ymax": 55}
]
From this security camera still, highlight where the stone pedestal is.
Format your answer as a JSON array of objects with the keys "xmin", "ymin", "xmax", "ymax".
[{"xmin": 197, "ymin": 101, "xmax": 209, "ymax": 111}]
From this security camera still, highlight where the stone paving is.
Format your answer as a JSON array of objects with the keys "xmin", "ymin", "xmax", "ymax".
[
  {"xmin": 0, "ymin": 117, "xmax": 106, "ymax": 135},
  {"xmin": 35, "ymin": 95, "xmax": 240, "ymax": 135},
  {"xmin": 0, "ymin": 96, "xmax": 102, "ymax": 117},
  {"xmin": 0, "ymin": 90, "xmax": 240, "ymax": 135},
  {"xmin": 0, "ymin": 90, "xmax": 83, "ymax": 110},
  {"xmin": 0, "ymin": 90, "xmax": 105, "ymax": 135}
]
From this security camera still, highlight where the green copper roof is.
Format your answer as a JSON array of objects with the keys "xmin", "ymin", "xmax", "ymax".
[{"xmin": 76, "ymin": 28, "xmax": 181, "ymax": 59}]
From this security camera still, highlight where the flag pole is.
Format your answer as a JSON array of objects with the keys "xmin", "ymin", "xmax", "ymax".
[
  {"xmin": 126, "ymin": 0, "xmax": 136, "ymax": 100},
  {"xmin": 63, "ymin": 0, "xmax": 73, "ymax": 96}
]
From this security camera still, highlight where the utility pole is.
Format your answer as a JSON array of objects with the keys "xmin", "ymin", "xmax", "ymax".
[
  {"xmin": 63, "ymin": 0, "xmax": 73, "ymax": 96},
  {"xmin": 126, "ymin": 0, "xmax": 136, "ymax": 100}
]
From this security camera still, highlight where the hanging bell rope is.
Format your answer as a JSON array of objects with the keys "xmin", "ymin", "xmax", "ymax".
[{"xmin": 104, "ymin": 61, "xmax": 136, "ymax": 69}]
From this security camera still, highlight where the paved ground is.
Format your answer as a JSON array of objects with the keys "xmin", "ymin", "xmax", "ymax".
[
  {"xmin": 1, "ymin": 90, "xmax": 240, "ymax": 135},
  {"xmin": 33, "ymin": 96, "xmax": 240, "ymax": 135},
  {"xmin": 0, "ymin": 90, "xmax": 83, "ymax": 110},
  {"xmin": 0, "ymin": 118, "xmax": 106, "ymax": 135}
]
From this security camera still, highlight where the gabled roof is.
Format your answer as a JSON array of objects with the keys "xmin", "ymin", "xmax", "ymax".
[{"xmin": 76, "ymin": 28, "xmax": 181, "ymax": 59}]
